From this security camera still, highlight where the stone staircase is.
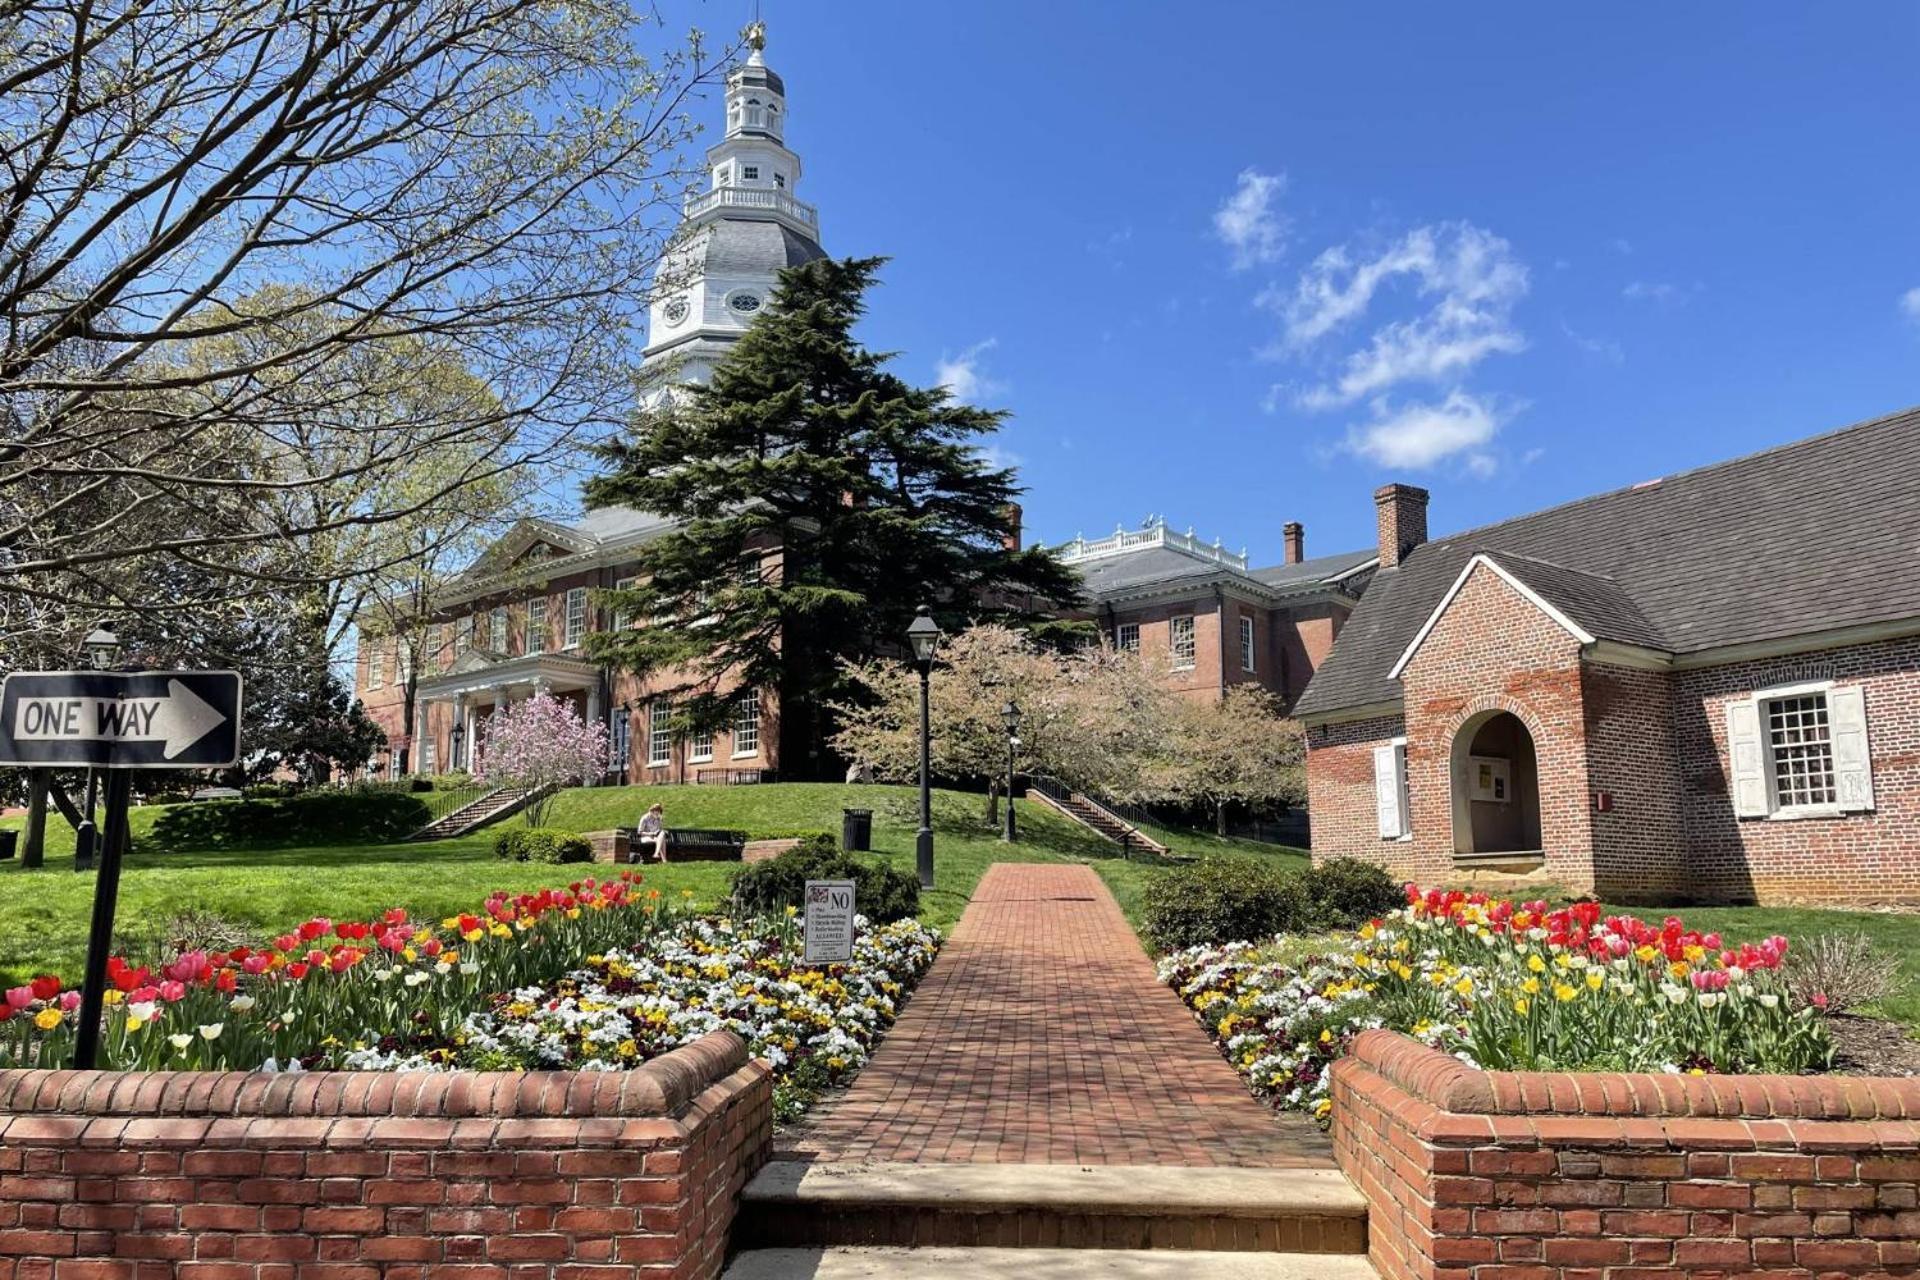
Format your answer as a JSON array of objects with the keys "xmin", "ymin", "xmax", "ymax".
[
  {"xmin": 1028, "ymin": 785, "xmax": 1172, "ymax": 857},
  {"xmin": 722, "ymin": 1162, "xmax": 1373, "ymax": 1278},
  {"xmin": 405, "ymin": 784, "xmax": 548, "ymax": 841}
]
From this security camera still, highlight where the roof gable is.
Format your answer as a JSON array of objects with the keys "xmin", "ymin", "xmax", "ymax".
[
  {"xmin": 1297, "ymin": 404, "xmax": 1920, "ymax": 718},
  {"xmin": 1385, "ymin": 554, "xmax": 1600, "ymax": 680}
]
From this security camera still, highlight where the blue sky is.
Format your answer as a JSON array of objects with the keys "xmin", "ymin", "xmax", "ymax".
[{"xmin": 691, "ymin": 2, "xmax": 1918, "ymax": 565}]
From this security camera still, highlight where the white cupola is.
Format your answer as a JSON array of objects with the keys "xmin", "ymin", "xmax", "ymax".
[{"xmin": 639, "ymin": 21, "xmax": 827, "ymax": 394}]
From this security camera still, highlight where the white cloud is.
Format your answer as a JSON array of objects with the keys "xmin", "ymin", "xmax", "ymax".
[
  {"xmin": 935, "ymin": 338, "xmax": 1004, "ymax": 404},
  {"xmin": 1274, "ymin": 222, "xmax": 1528, "ymax": 408},
  {"xmin": 1900, "ymin": 286, "xmax": 1920, "ymax": 324},
  {"xmin": 1343, "ymin": 390, "xmax": 1506, "ymax": 472},
  {"xmin": 1612, "ymin": 238, "xmax": 1634, "ymax": 256},
  {"xmin": 1623, "ymin": 280, "xmax": 1700, "ymax": 306},
  {"xmin": 1213, "ymin": 168, "xmax": 1289, "ymax": 269},
  {"xmin": 1560, "ymin": 318, "xmax": 1624, "ymax": 364}
]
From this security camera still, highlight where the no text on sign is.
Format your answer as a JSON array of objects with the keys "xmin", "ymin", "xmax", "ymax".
[
  {"xmin": 802, "ymin": 878, "xmax": 856, "ymax": 965},
  {"xmin": 0, "ymin": 670, "xmax": 243, "ymax": 769}
]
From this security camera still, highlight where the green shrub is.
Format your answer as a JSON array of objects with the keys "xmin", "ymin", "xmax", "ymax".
[
  {"xmin": 730, "ymin": 834, "xmax": 920, "ymax": 924},
  {"xmin": 1301, "ymin": 857, "xmax": 1404, "ymax": 928},
  {"xmin": 148, "ymin": 790, "xmax": 430, "ymax": 851},
  {"xmin": 1144, "ymin": 856, "xmax": 1409, "ymax": 952},
  {"xmin": 1142, "ymin": 859, "xmax": 1309, "ymax": 952},
  {"xmin": 495, "ymin": 827, "xmax": 591, "ymax": 864}
]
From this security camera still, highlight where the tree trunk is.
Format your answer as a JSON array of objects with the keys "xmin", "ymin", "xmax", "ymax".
[
  {"xmin": 21, "ymin": 769, "xmax": 48, "ymax": 869},
  {"xmin": 1215, "ymin": 799, "xmax": 1229, "ymax": 837},
  {"xmin": 985, "ymin": 778, "xmax": 1000, "ymax": 826}
]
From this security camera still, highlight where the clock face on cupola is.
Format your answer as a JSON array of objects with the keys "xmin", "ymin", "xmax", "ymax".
[{"xmin": 638, "ymin": 20, "xmax": 827, "ymax": 394}]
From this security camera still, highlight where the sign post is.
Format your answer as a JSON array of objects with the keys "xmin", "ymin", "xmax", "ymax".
[
  {"xmin": 0, "ymin": 669, "xmax": 242, "ymax": 1068},
  {"xmin": 802, "ymin": 878, "xmax": 856, "ymax": 965}
]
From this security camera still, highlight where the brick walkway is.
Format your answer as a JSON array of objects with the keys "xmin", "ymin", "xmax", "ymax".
[{"xmin": 779, "ymin": 863, "xmax": 1332, "ymax": 1167}]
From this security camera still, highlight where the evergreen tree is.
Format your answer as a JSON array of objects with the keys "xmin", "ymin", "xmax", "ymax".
[{"xmin": 585, "ymin": 257, "xmax": 1083, "ymax": 778}]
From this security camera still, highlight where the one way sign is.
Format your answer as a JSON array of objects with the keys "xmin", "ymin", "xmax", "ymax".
[{"xmin": 0, "ymin": 670, "xmax": 243, "ymax": 769}]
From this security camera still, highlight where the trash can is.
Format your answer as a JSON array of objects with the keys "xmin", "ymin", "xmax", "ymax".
[
  {"xmin": 0, "ymin": 830, "xmax": 15, "ymax": 859},
  {"xmin": 841, "ymin": 807, "xmax": 872, "ymax": 852}
]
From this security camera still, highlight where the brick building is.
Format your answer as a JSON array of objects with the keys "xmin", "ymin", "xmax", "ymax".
[
  {"xmin": 356, "ymin": 509, "xmax": 779, "ymax": 785},
  {"xmin": 1057, "ymin": 518, "xmax": 1375, "ymax": 706},
  {"xmin": 1296, "ymin": 405, "xmax": 1920, "ymax": 905}
]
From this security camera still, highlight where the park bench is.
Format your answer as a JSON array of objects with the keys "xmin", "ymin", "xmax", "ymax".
[{"xmin": 626, "ymin": 826, "xmax": 749, "ymax": 862}]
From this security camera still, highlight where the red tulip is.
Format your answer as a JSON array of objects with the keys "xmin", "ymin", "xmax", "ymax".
[{"xmin": 30, "ymin": 975, "xmax": 60, "ymax": 1001}]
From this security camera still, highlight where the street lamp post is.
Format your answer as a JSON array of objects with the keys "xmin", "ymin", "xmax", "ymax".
[
  {"xmin": 906, "ymin": 605, "xmax": 943, "ymax": 889},
  {"xmin": 1000, "ymin": 699, "xmax": 1021, "ymax": 843},
  {"xmin": 72, "ymin": 627, "xmax": 121, "ymax": 873},
  {"xmin": 72, "ymin": 626, "xmax": 125, "ymax": 1070}
]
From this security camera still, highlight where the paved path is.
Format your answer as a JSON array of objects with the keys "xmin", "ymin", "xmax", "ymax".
[{"xmin": 780, "ymin": 863, "xmax": 1332, "ymax": 1167}]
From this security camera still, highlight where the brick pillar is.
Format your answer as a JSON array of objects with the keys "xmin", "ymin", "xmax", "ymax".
[{"xmin": 1283, "ymin": 521, "xmax": 1305, "ymax": 565}]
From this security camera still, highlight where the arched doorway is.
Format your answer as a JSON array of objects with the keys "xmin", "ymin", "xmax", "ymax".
[{"xmin": 1450, "ymin": 710, "xmax": 1543, "ymax": 857}]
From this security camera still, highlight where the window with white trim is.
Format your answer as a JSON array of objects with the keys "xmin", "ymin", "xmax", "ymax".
[
  {"xmin": 454, "ymin": 618, "xmax": 472, "ymax": 657},
  {"xmin": 1169, "ymin": 615, "xmax": 1196, "ymax": 670},
  {"xmin": 613, "ymin": 576, "xmax": 639, "ymax": 631},
  {"xmin": 1373, "ymin": 738, "xmax": 1411, "ymax": 840},
  {"xmin": 421, "ymin": 739, "xmax": 436, "ymax": 773},
  {"xmin": 774, "ymin": 172, "xmax": 786, "ymax": 189},
  {"xmin": 732, "ymin": 690, "xmax": 761, "ymax": 757},
  {"xmin": 1726, "ymin": 682, "xmax": 1874, "ymax": 818},
  {"xmin": 526, "ymin": 597, "xmax": 547, "ymax": 654},
  {"xmin": 1767, "ymin": 694, "xmax": 1835, "ymax": 808},
  {"xmin": 689, "ymin": 725, "xmax": 715, "ymax": 763},
  {"xmin": 396, "ymin": 645, "xmax": 412, "ymax": 687},
  {"xmin": 429, "ymin": 623, "xmax": 446, "ymax": 672},
  {"xmin": 565, "ymin": 587, "xmax": 587, "ymax": 649},
  {"xmin": 742, "ymin": 165, "xmax": 760, "ymax": 181},
  {"xmin": 647, "ymin": 700, "xmax": 672, "ymax": 767},
  {"xmin": 1239, "ymin": 615, "xmax": 1256, "ymax": 672},
  {"xmin": 368, "ymin": 647, "xmax": 384, "ymax": 688},
  {"xmin": 490, "ymin": 606, "xmax": 507, "ymax": 653},
  {"xmin": 1115, "ymin": 622, "xmax": 1139, "ymax": 652}
]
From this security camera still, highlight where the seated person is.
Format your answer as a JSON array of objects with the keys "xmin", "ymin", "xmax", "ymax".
[{"xmin": 632, "ymin": 803, "xmax": 668, "ymax": 864}]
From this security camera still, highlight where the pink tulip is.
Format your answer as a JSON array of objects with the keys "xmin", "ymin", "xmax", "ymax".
[
  {"xmin": 59, "ymin": 992, "xmax": 81, "ymax": 1011},
  {"xmin": 4, "ymin": 987, "xmax": 32, "ymax": 1012},
  {"xmin": 157, "ymin": 981, "xmax": 187, "ymax": 1003}
]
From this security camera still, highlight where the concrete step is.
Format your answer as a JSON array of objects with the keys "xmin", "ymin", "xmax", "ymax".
[
  {"xmin": 721, "ymin": 1247, "xmax": 1378, "ymax": 1279},
  {"xmin": 735, "ymin": 1162, "xmax": 1367, "ymax": 1254}
]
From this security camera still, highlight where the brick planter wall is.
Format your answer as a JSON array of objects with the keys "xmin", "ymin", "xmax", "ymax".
[
  {"xmin": 0, "ymin": 1030, "xmax": 771, "ymax": 1280},
  {"xmin": 1330, "ymin": 1029, "xmax": 1920, "ymax": 1280}
]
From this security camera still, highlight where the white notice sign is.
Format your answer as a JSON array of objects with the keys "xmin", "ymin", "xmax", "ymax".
[{"xmin": 802, "ymin": 878, "xmax": 856, "ymax": 964}]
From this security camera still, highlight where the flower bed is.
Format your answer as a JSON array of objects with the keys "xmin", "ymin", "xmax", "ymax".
[
  {"xmin": 1, "ymin": 872, "xmax": 941, "ymax": 1113},
  {"xmin": 347, "ymin": 916, "xmax": 941, "ymax": 1119},
  {"xmin": 1160, "ymin": 885, "xmax": 1832, "ymax": 1124}
]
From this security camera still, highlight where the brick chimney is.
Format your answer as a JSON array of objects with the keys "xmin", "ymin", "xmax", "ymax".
[
  {"xmin": 1001, "ymin": 503, "xmax": 1023, "ymax": 552},
  {"xmin": 1373, "ymin": 484, "xmax": 1430, "ymax": 569},
  {"xmin": 1282, "ymin": 521, "xmax": 1305, "ymax": 565}
]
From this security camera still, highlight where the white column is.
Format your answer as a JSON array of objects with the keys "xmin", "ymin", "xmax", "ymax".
[{"xmin": 413, "ymin": 698, "xmax": 430, "ymax": 774}]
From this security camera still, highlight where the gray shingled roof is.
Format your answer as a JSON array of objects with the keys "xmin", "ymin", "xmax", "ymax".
[
  {"xmin": 1248, "ymin": 548, "xmax": 1378, "ymax": 592},
  {"xmin": 1295, "ymin": 404, "xmax": 1920, "ymax": 718},
  {"xmin": 568, "ymin": 506, "xmax": 677, "ymax": 544},
  {"xmin": 1075, "ymin": 544, "xmax": 1374, "ymax": 601}
]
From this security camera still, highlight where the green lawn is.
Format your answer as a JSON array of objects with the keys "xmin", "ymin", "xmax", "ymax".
[{"xmin": 0, "ymin": 782, "xmax": 1307, "ymax": 985}]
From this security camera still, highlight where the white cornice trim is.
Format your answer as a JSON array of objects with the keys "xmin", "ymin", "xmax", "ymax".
[
  {"xmin": 1668, "ymin": 615, "xmax": 1920, "ymax": 670},
  {"xmin": 1386, "ymin": 553, "xmax": 1597, "ymax": 681},
  {"xmin": 1584, "ymin": 639, "xmax": 1674, "ymax": 671}
]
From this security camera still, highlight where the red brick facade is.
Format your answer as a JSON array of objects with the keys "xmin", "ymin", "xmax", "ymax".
[
  {"xmin": 354, "ymin": 540, "xmax": 779, "ymax": 785},
  {"xmin": 1092, "ymin": 592, "xmax": 1352, "ymax": 708},
  {"xmin": 0, "ymin": 1032, "xmax": 771, "ymax": 1280},
  {"xmin": 1331, "ymin": 1029, "xmax": 1920, "ymax": 1280},
  {"xmin": 1306, "ymin": 557, "xmax": 1920, "ymax": 903}
]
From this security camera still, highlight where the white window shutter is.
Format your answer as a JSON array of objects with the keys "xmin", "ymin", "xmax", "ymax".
[
  {"xmin": 1829, "ymin": 685, "xmax": 1875, "ymax": 812},
  {"xmin": 1724, "ymin": 699, "xmax": 1770, "ymax": 818},
  {"xmin": 1373, "ymin": 744, "xmax": 1405, "ymax": 840}
]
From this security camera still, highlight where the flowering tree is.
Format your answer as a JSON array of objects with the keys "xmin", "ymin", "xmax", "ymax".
[
  {"xmin": 1136, "ymin": 686, "xmax": 1306, "ymax": 833},
  {"xmin": 831, "ymin": 626, "xmax": 1177, "ymax": 822},
  {"xmin": 474, "ymin": 693, "xmax": 608, "ymax": 826}
]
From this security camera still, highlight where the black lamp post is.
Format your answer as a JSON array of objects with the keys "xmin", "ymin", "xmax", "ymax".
[
  {"xmin": 72, "ymin": 627, "xmax": 122, "ymax": 873},
  {"xmin": 1000, "ymin": 698, "xmax": 1021, "ymax": 843},
  {"xmin": 72, "ymin": 626, "xmax": 125, "ymax": 1069},
  {"xmin": 906, "ymin": 604, "xmax": 943, "ymax": 888}
]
